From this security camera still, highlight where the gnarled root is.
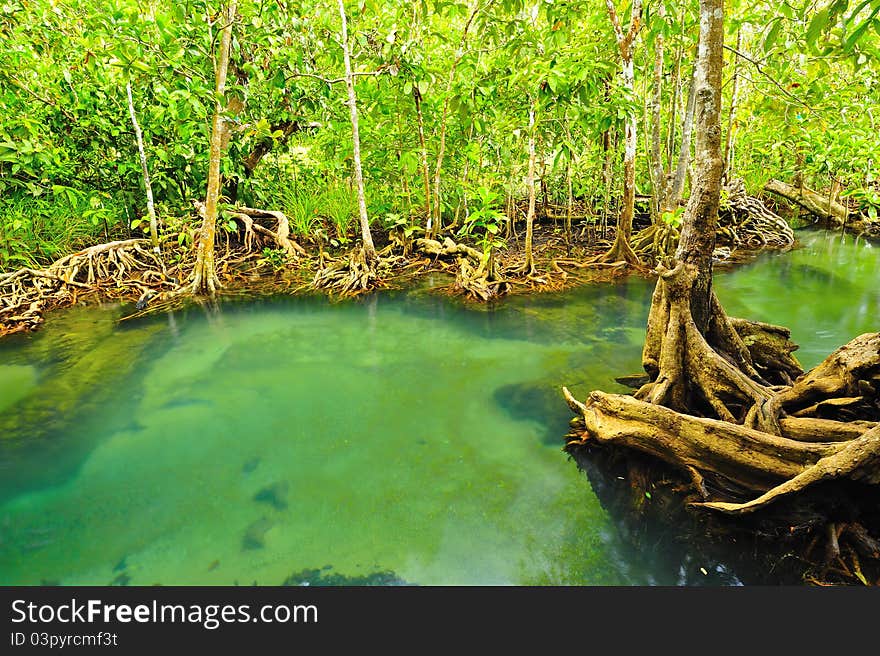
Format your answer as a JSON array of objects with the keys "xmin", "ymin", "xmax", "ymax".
[
  {"xmin": 455, "ymin": 251, "xmax": 509, "ymax": 302},
  {"xmin": 638, "ymin": 262, "xmax": 783, "ymax": 432},
  {"xmin": 415, "ymin": 237, "xmax": 510, "ymax": 301},
  {"xmin": 227, "ymin": 206, "xmax": 307, "ymax": 259},
  {"xmin": 564, "ymin": 389, "xmax": 835, "ymax": 493},
  {"xmin": 1, "ymin": 239, "xmax": 179, "ymax": 335},
  {"xmin": 722, "ymin": 178, "xmax": 794, "ymax": 248},
  {"xmin": 633, "ymin": 222, "xmax": 679, "ymax": 260},
  {"xmin": 695, "ymin": 424, "xmax": 880, "ymax": 515},
  {"xmin": 565, "ymin": 329, "xmax": 880, "ymax": 518},
  {"xmin": 773, "ymin": 332, "xmax": 880, "ymax": 421},
  {"xmin": 587, "ymin": 231, "xmax": 642, "ymax": 268},
  {"xmin": 311, "ymin": 246, "xmax": 382, "ymax": 296}
]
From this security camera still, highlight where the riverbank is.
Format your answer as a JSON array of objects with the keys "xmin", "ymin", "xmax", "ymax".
[{"xmin": 2, "ymin": 211, "xmax": 804, "ymax": 340}]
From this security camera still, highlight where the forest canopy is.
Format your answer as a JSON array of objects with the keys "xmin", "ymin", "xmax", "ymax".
[{"xmin": 1, "ymin": 0, "xmax": 877, "ymax": 275}]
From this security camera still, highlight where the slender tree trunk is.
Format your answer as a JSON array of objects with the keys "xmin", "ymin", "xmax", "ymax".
[
  {"xmin": 413, "ymin": 86, "xmax": 432, "ymax": 222},
  {"xmin": 723, "ymin": 28, "xmax": 742, "ymax": 180},
  {"xmin": 672, "ymin": 0, "xmax": 725, "ymax": 330},
  {"xmin": 191, "ymin": 0, "xmax": 237, "ymax": 295},
  {"xmin": 668, "ymin": 56, "xmax": 697, "ymax": 208},
  {"xmin": 338, "ymin": 0, "xmax": 376, "ymax": 261},
  {"xmin": 125, "ymin": 81, "xmax": 159, "ymax": 252},
  {"xmin": 666, "ymin": 28, "xmax": 684, "ymax": 171},
  {"xmin": 600, "ymin": 0, "xmax": 642, "ymax": 265},
  {"xmin": 564, "ymin": 121, "xmax": 574, "ymax": 250},
  {"xmin": 601, "ymin": 126, "xmax": 614, "ymax": 240},
  {"xmin": 430, "ymin": 0, "xmax": 486, "ymax": 238},
  {"xmin": 521, "ymin": 100, "xmax": 537, "ymax": 274},
  {"xmin": 650, "ymin": 5, "xmax": 666, "ymax": 218}
]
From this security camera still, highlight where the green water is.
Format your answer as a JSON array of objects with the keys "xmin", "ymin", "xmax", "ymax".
[{"xmin": 0, "ymin": 230, "xmax": 876, "ymax": 586}]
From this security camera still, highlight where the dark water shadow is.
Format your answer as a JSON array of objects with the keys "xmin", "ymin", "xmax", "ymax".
[{"xmin": 568, "ymin": 443, "xmax": 880, "ymax": 585}]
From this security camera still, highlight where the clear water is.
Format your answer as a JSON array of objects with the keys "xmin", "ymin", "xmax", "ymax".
[{"xmin": 0, "ymin": 230, "xmax": 876, "ymax": 586}]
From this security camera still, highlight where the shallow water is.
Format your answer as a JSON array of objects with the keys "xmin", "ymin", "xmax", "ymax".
[{"xmin": 0, "ymin": 230, "xmax": 876, "ymax": 586}]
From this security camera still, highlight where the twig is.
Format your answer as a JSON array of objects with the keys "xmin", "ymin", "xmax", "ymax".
[{"xmin": 723, "ymin": 44, "xmax": 814, "ymax": 113}]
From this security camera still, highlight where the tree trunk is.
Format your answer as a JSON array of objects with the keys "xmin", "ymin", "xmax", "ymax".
[
  {"xmin": 521, "ymin": 100, "xmax": 537, "ymax": 274},
  {"xmin": 668, "ymin": 53, "xmax": 698, "ymax": 208},
  {"xmin": 430, "ymin": 0, "xmax": 485, "ymax": 239},
  {"xmin": 764, "ymin": 178, "xmax": 849, "ymax": 224},
  {"xmin": 338, "ymin": 0, "xmax": 376, "ymax": 261},
  {"xmin": 598, "ymin": 0, "xmax": 642, "ymax": 266},
  {"xmin": 413, "ymin": 85, "xmax": 432, "ymax": 222},
  {"xmin": 601, "ymin": 124, "xmax": 614, "ymax": 240},
  {"xmin": 242, "ymin": 119, "xmax": 305, "ymax": 176},
  {"xmin": 666, "ymin": 11, "xmax": 684, "ymax": 171},
  {"xmin": 723, "ymin": 28, "xmax": 742, "ymax": 180},
  {"xmin": 191, "ymin": 0, "xmax": 237, "ymax": 295},
  {"xmin": 125, "ymin": 81, "xmax": 159, "ymax": 252},
  {"xmin": 564, "ymin": 0, "xmax": 880, "ymax": 540},
  {"xmin": 564, "ymin": 122, "xmax": 574, "ymax": 251},
  {"xmin": 650, "ymin": 5, "xmax": 666, "ymax": 219}
]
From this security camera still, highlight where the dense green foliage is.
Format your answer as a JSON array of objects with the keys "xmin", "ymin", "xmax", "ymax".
[{"xmin": 1, "ymin": 0, "xmax": 878, "ymax": 270}]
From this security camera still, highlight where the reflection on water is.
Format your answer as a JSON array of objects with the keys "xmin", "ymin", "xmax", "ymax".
[{"xmin": 0, "ymin": 229, "xmax": 876, "ymax": 585}]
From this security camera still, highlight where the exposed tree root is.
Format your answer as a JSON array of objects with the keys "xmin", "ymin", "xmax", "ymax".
[
  {"xmin": 563, "ymin": 260, "xmax": 880, "ymax": 579},
  {"xmin": 636, "ymin": 262, "xmax": 785, "ymax": 432},
  {"xmin": 587, "ymin": 231, "xmax": 643, "ymax": 268},
  {"xmin": 311, "ymin": 246, "xmax": 383, "ymax": 296},
  {"xmin": 226, "ymin": 205, "xmax": 307, "ymax": 258},
  {"xmin": 631, "ymin": 179, "xmax": 793, "ymax": 264},
  {"xmin": 414, "ymin": 237, "xmax": 510, "ymax": 301},
  {"xmin": 764, "ymin": 178, "xmax": 849, "ymax": 225},
  {"xmin": 722, "ymin": 178, "xmax": 794, "ymax": 248},
  {"xmin": 0, "ymin": 239, "xmax": 180, "ymax": 335},
  {"xmin": 633, "ymin": 222, "xmax": 679, "ymax": 259},
  {"xmin": 564, "ymin": 389, "xmax": 839, "ymax": 493}
]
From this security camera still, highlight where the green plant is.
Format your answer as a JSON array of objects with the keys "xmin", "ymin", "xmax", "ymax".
[
  {"xmin": 261, "ymin": 247, "xmax": 287, "ymax": 270},
  {"xmin": 280, "ymin": 187, "xmax": 321, "ymax": 237},
  {"xmin": 841, "ymin": 187, "xmax": 880, "ymax": 222},
  {"xmin": 458, "ymin": 185, "xmax": 508, "ymax": 254},
  {"xmin": 661, "ymin": 206, "xmax": 685, "ymax": 229},
  {"xmin": 319, "ymin": 183, "xmax": 357, "ymax": 243}
]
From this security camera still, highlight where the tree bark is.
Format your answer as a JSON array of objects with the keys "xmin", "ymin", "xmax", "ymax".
[
  {"xmin": 650, "ymin": 4, "xmax": 666, "ymax": 219},
  {"xmin": 338, "ymin": 0, "xmax": 377, "ymax": 261},
  {"xmin": 191, "ymin": 0, "xmax": 237, "ymax": 295},
  {"xmin": 668, "ymin": 43, "xmax": 698, "ymax": 209},
  {"xmin": 125, "ymin": 81, "xmax": 159, "ymax": 252},
  {"xmin": 242, "ymin": 119, "xmax": 304, "ymax": 176},
  {"xmin": 564, "ymin": 0, "xmax": 880, "ymax": 533},
  {"xmin": 723, "ymin": 28, "xmax": 742, "ymax": 179},
  {"xmin": 764, "ymin": 178, "xmax": 849, "ymax": 224},
  {"xmin": 413, "ymin": 85, "xmax": 432, "ymax": 222},
  {"xmin": 521, "ymin": 99, "xmax": 537, "ymax": 274}
]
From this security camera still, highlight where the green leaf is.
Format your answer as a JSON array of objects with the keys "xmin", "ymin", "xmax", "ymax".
[
  {"xmin": 806, "ymin": 9, "xmax": 829, "ymax": 47},
  {"xmin": 763, "ymin": 18, "xmax": 783, "ymax": 52}
]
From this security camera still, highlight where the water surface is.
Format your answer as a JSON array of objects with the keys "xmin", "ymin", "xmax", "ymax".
[{"xmin": 0, "ymin": 230, "xmax": 876, "ymax": 586}]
